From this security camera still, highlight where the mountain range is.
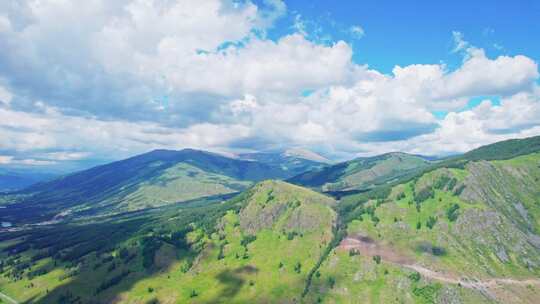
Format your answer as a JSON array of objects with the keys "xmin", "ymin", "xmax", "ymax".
[
  {"xmin": 0, "ymin": 136, "xmax": 540, "ymax": 303},
  {"xmin": 0, "ymin": 148, "xmax": 329, "ymax": 223}
]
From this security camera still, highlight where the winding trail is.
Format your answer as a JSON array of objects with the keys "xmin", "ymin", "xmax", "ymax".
[
  {"xmin": 0, "ymin": 291, "xmax": 18, "ymax": 304},
  {"xmin": 340, "ymin": 236, "xmax": 540, "ymax": 294},
  {"xmin": 401, "ymin": 263, "xmax": 540, "ymax": 288}
]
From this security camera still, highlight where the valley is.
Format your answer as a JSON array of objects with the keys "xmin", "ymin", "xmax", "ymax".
[{"xmin": 0, "ymin": 137, "xmax": 540, "ymax": 303}]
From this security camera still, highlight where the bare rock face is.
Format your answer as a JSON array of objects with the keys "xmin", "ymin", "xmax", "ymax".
[
  {"xmin": 458, "ymin": 161, "xmax": 495, "ymax": 204},
  {"xmin": 459, "ymin": 161, "xmax": 539, "ymax": 237},
  {"xmin": 452, "ymin": 208, "xmax": 540, "ymax": 268}
]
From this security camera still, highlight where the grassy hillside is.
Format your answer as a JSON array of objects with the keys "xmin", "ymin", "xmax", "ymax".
[
  {"xmin": 289, "ymin": 152, "xmax": 431, "ymax": 192},
  {"xmin": 0, "ymin": 180, "xmax": 337, "ymax": 303},
  {"xmin": 0, "ymin": 149, "xmax": 291, "ymax": 224},
  {"xmin": 1, "ymin": 136, "xmax": 540, "ymax": 303},
  {"xmin": 305, "ymin": 152, "xmax": 540, "ymax": 303}
]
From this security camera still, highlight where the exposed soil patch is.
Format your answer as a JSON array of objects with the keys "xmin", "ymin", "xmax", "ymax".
[
  {"xmin": 339, "ymin": 235, "xmax": 414, "ymax": 265},
  {"xmin": 338, "ymin": 235, "xmax": 540, "ymax": 302}
]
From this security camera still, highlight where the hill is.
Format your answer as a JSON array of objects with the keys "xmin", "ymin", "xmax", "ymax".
[
  {"xmin": 461, "ymin": 135, "xmax": 540, "ymax": 161},
  {"xmin": 1, "ymin": 136, "xmax": 540, "ymax": 303},
  {"xmin": 289, "ymin": 152, "xmax": 431, "ymax": 192},
  {"xmin": 0, "ymin": 180, "xmax": 338, "ymax": 303},
  {"xmin": 303, "ymin": 142, "xmax": 540, "ymax": 303},
  {"xmin": 0, "ymin": 149, "xmax": 291, "ymax": 223}
]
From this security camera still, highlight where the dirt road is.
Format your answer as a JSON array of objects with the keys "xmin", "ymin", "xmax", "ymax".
[{"xmin": 339, "ymin": 236, "xmax": 540, "ymax": 290}]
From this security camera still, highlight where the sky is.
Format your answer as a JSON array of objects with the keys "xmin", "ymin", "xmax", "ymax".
[{"xmin": 0, "ymin": 0, "xmax": 539, "ymax": 170}]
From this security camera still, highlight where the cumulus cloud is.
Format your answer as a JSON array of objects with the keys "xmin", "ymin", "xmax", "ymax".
[
  {"xmin": 0, "ymin": 102, "xmax": 253, "ymax": 162},
  {"xmin": 337, "ymin": 85, "xmax": 540, "ymax": 157},
  {"xmin": 0, "ymin": 1, "xmax": 539, "ymax": 166}
]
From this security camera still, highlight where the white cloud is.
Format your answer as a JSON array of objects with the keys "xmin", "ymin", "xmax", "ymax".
[
  {"xmin": 0, "ymin": 2, "xmax": 539, "ymax": 164},
  {"xmin": 0, "ymin": 0, "xmax": 356, "ymax": 124},
  {"xmin": 452, "ymin": 31, "xmax": 469, "ymax": 53},
  {"xmin": 0, "ymin": 155, "xmax": 13, "ymax": 164},
  {"xmin": 146, "ymin": 33, "xmax": 358, "ymax": 95},
  {"xmin": 493, "ymin": 43, "xmax": 503, "ymax": 50},
  {"xmin": 18, "ymin": 159, "xmax": 57, "ymax": 166},
  {"xmin": 0, "ymin": 155, "xmax": 56, "ymax": 166},
  {"xmin": 349, "ymin": 25, "xmax": 365, "ymax": 39},
  {"xmin": 42, "ymin": 152, "xmax": 91, "ymax": 161},
  {"xmin": 0, "ymin": 14, "xmax": 11, "ymax": 32},
  {"xmin": 0, "ymin": 103, "xmax": 252, "ymax": 160},
  {"xmin": 292, "ymin": 14, "xmax": 308, "ymax": 37},
  {"xmin": 339, "ymin": 85, "xmax": 540, "ymax": 157},
  {"xmin": 0, "ymin": 84, "xmax": 12, "ymax": 105}
]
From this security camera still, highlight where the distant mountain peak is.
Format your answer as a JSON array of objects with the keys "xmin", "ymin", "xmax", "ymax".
[{"xmin": 282, "ymin": 148, "xmax": 331, "ymax": 163}]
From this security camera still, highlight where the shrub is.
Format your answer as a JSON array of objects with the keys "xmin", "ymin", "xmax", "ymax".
[
  {"xmin": 118, "ymin": 248, "xmax": 129, "ymax": 260},
  {"xmin": 446, "ymin": 204, "xmax": 460, "ymax": 222},
  {"xmin": 95, "ymin": 270, "xmax": 130, "ymax": 294},
  {"xmin": 408, "ymin": 271, "xmax": 421, "ymax": 282},
  {"xmin": 294, "ymin": 262, "xmax": 302, "ymax": 273},
  {"xmin": 180, "ymin": 260, "xmax": 192, "ymax": 273},
  {"xmin": 328, "ymin": 276, "xmax": 336, "ymax": 289},
  {"xmin": 447, "ymin": 178, "xmax": 457, "ymax": 190},
  {"xmin": 426, "ymin": 216, "xmax": 437, "ymax": 229},
  {"xmin": 349, "ymin": 249, "xmax": 360, "ymax": 256},
  {"xmin": 413, "ymin": 284, "xmax": 441, "ymax": 303},
  {"xmin": 371, "ymin": 215, "xmax": 380, "ymax": 225},
  {"xmin": 453, "ymin": 184, "xmax": 466, "ymax": 195},
  {"xmin": 217, "ymin": 244, "xmax": 225, "ymax": 260},
  {"xmin": 240, "ymin": 235, "xmax": 257, "ymax": 247},
  {"xmin": 287, "ymin": 231, "xmax": 298, "ymax": 240},
  {"xmin": 373, "ymin": 255, "xmax": 381, "ymax": 264},
  {"xmin": 141, "ymin": 237, "xmax": 161, "ymax": 269},
  {"xmin": 414, "ymin": 187, "xmax": 434, "ymax": 203},
  {"xmin": 365, "ymin": 206, "xmax": 376, "ymax": 216}
]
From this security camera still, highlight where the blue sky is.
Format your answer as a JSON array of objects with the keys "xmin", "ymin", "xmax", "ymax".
[
  {"xmin": 267, "ymin": 0, "xmax": 540, "ymax": 72},
  {"xmin": 0, "ymin": 0, "xmax": 539, "ymax": 170}
]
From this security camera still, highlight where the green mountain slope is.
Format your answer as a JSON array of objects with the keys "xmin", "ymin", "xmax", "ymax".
[
  {"xmin": 461, "ymin": 135, "xmax": 540, "ymax": 161},
  {"xmin": 1, "ymin": 136, "xmax": 540, "ymax": 303},
  {"xmin": 306, "ymin": 152, "xmax": 540, "ymax": 303},
  {"xmin": 0, "ymin": 149, "xmax": 288, "ymax": 223},
  {"xmin": 289, "ymin": 152, "xmax": 431, "ymax": 192},
  {"xmin": 0, "ymin": 180, "xmax": 337, "ymax": 303}
]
